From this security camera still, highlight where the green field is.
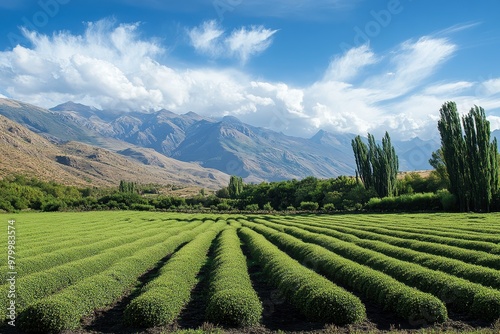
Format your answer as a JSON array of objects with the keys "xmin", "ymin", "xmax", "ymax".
[{"xmin": 2, "ymin": 212, "xmax": 500, "ymax": 334}]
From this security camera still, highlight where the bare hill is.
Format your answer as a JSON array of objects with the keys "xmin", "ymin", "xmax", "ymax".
[{"xmin": 0, "ymin": 115, "xmax": 229, "ymax": 189}]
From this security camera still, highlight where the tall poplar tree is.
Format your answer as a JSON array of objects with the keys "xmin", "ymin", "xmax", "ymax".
[
  {"xmin": 437, "ymin": 102, "xmax": 499, "ymax": 212},
  {"xmin": 228, "ymin": 175, "xmax": 244, "ymax": 198},
  {"xmin": 352, "ymin": 135, "xmax": 373, "ymax": 190},
  {"xmin": 352, "ymin": 132, "xmax": 399, "ymax": 198}
]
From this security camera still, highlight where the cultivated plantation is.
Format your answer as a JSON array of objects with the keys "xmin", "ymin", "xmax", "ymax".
[{"xmin": 2, "ymin": 212, "xmax": 500, "ymax": 333}]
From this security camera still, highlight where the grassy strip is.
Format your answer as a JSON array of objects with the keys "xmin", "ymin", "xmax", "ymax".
[
  {"xmin": 124, "ymin": 222, "xmax": 226, "ymax": 327},
  {"xmin": 240, "ymin": 221, "xmax": 448, "ymax": 325},
  {"xmin": 205, "ymin": 227, "xmax": 262, "ymax": 327},
  {"xmin": 261, "ymin": 220, "xmax": 500, "ymax": 321},
  {"xmin": 17, "ymin": 222, "xmax": 214, "ymax": 333},
  {"xmin": 270, "ymin": 218, "xmax": 500, "ymax": 290},
  {"xmin": 238, "ymin": 227, "xmax": 366, "ymax": 325}
]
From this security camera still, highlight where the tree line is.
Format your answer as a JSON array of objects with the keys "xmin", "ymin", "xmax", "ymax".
[
  {"xmin": 350, "ymin": 101, "xmax": 499, "ymax": 212},
  {"xmin": 0, "ymin": 101, "xmax": 498, "ymax": 213}
]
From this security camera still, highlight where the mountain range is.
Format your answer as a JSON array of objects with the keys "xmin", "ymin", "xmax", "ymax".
[
  {"xmin": 0, "ymin": 99, "xmax": 229, "ymax": 189},
  {"xmin": 0, "ymin": 98, "xmax": 449, "ymax": 185}
]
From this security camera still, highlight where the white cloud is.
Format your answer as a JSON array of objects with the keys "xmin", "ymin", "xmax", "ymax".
[
  {"xmin": 482, "ymin": 78, "xmax": 500, "ymax": 96},
  {"xmin": 187, "ymin": 20, "xmax": 224, "ymax": 57},
  {"xmin": 226, "ymin": 26, "xmax": 278, "ymax": 64},
  {"xmin": 364, "ymin": 37, "xmax": 457, "ymax": 99},
  {"xmin": 423, "ymin": 81, "xmax": 474, "ymax": 96},
  {"xmin": 188, "ymin": 21, "xmax": 277, "ymax": 64},
  {"xmin": 324, "ymin": 44, "xmax": 378, "ymax": 82},
  {"xmin": 1, "ymin": 20, "xmax": 498, "ymax": 141},
  {"xmin": 488, "ymin": 116, "xmax": 500, "ymax": 131}
]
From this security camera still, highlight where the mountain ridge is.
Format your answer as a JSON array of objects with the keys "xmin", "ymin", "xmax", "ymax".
[
  {"xmin": 1, "ymin": 98, "xmax": 441, "ymax": 182},
  {"xmin": 0, "ymin": 108, "xmax": 229, "ymax": 189}
]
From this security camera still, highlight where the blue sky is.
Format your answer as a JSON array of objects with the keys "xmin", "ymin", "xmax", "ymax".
[{"xmin": 0, "ymin": 0, "xmax": 500, "ymax": 140}]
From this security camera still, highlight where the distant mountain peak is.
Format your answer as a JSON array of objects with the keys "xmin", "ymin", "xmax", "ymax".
[
  {"xmin": 221, "ymin": 115, "xmax": 242, "ymax": 124},
  {"xmin": 50, "ymin": 101, "xmax": 98, "ymax": 112},
  {"xmin": 184, "ymin": 111, "xmax": 200, "ymax": 117}
]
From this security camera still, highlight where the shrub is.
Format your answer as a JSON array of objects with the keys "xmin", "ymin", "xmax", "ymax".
[
  {"xmin": 217, "ymin": 202, "xmax": 232, "ymax": 211},
  {"xmin": 299, "ymin": 201, "xmax": 319, "ymax": 210},
  {"xmin": 206, "ymin": 228, "xmax": 262, "ymax": 327},
  {"xmin": 323, "ymin": 203, "xmax": 336, "ymax": 212},
  {"xmin": 245, "ymin": 204, "xmax": 259, "ymax": 212},
  {"xmin": 365, "ymin": 193, "xmax": 442, "ymax": 212},
  {"xmin": 437, "ymin": 189, "xmax": 458, "ymax": 211},
  {"xmin": 262, "ymin": 202, "xmax": 273, "ymax": 211}
]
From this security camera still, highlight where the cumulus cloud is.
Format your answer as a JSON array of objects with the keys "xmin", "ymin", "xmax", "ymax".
[
  {"xmin": 1, "ymin": 20, "xmax": 498, "ymax": 139},
  {"xmin": 188, "ymin": 20, "xmax": 278, "ymax": 64}
]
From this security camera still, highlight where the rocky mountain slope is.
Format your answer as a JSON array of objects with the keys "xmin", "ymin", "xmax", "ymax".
[
  {"xmin": 1, "ymin": 98, "xmax": 442, "ymax": 182},
  {"xmin": 0, "ymin": 112, "xmax": 229, "ymax": 189}
]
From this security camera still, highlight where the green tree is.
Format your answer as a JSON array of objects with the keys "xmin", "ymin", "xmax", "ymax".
[
  {"xmin": 119, "ymin": 180, "xmax": 138, "ymax": 194},
  {"xmin": 437, "ymin": 102, "xmax": 499, "ymax": 212},
  {"xmin": 437, "ymin": 102, "xmax": 469, "ymax": 210},
  {"xmin": 352, "ymin": 132, "xmax": 399, "ymax": 198},
  {"xmin": 352, "ymin": 136, "xmax": 373, "ymax": 190},
  {"xmin": 228, "ymin": 176, "xmax": 244, "ymax": 198},
  {"xmin": 429, "ymin": 148, "xmax": 450, "ymax": 189}
]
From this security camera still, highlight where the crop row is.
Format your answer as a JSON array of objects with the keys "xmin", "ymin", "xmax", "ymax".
[
  {"xmin": 281, "ymin": 218, "xmax": 500, "ymax": 270},
  {"xmin": 312, "ymin": 219, "xmax": 500, "ymax": 254},
  {"xmin": 240, "ymin": 220, "xmax": 448, "ymax": 324},
  {"xmin": 0, "ymin": 224, "xmax": 175, "ymax": 281},
  {"xmin": 18, "ymin": 221, "xmax": 215, "ymax": 333},
  {"xmin": 257, "ymin": 219, "xmax": 500, "ymax": 321},
  {"xmin": 16, "ymin": 218, "xmax": 187, "ymax": 259},
  {"xmin": 205, "ymin": 227, "xmax": 263, "ymax": 327},
  {"xmin": 1, "ymin": 222, "xmax": 202, "ymax": 321},
  {"xmin": 305, "ymin": 214, "xmax": 500, "ymax": 234},
  {"xmin": 269, "ymin": 218, "xmax": 500, "ymax": 290},
  {"xmin": 238, "ymin": 226, "xmax": 366, "ymax": 325},
  {"xmin": 124, "ymin": 222, "xmax": 225, "ymax": 327},
  {"xmin": 14, "ymin": 212, "xmax": 144, "ymax": 241},
  {"xmin": 323, "ymin": 217, "xmax": 500, "ymax": 242}
]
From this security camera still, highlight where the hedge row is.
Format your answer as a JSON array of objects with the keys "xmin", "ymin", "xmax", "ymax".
[
  {"xmin": 344, "ymin": 224, "xmax": 500, "ymax": 254},
  {"xmin": 1, "ymin": 225, "xmax": 168, "ymax": 278},
  {"xmin": 239, "ymin": 227, "xmax": 366, "ymax": 325},
  {"xmin": 124, "ymin": 223, "xmax": 226, "ymax": 327},
  {"xmin": 1, "ymin": 223, "xmax": 201, "ymax": 323},
  {"xmin": 205, "ymin": 227, "xmax": 262, "ymax": 327},
  {"xmin": 240, "ymin": 221, "xmax": 448, "ymax": 324},
  {"xmin": 13, "ymin": 218, "xmax": 185, "ymax": 262},
  {"xmin": 267, "ymin": 222, "xmax": 500, "ymax": 321},
  {"xmin": 290, "ymin": 219, "xmax": 500, "ymax": 270},
  {"xmin": 18, "ymin": 222, "xmax": 213, "ymax": 333},
  {"xmin": 272, "ymin": 218, "xmax": 500, "ymax": 290},
  {"xmin": 342, "ymin": 223, "xmax": 500, "ymax": 244}
]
